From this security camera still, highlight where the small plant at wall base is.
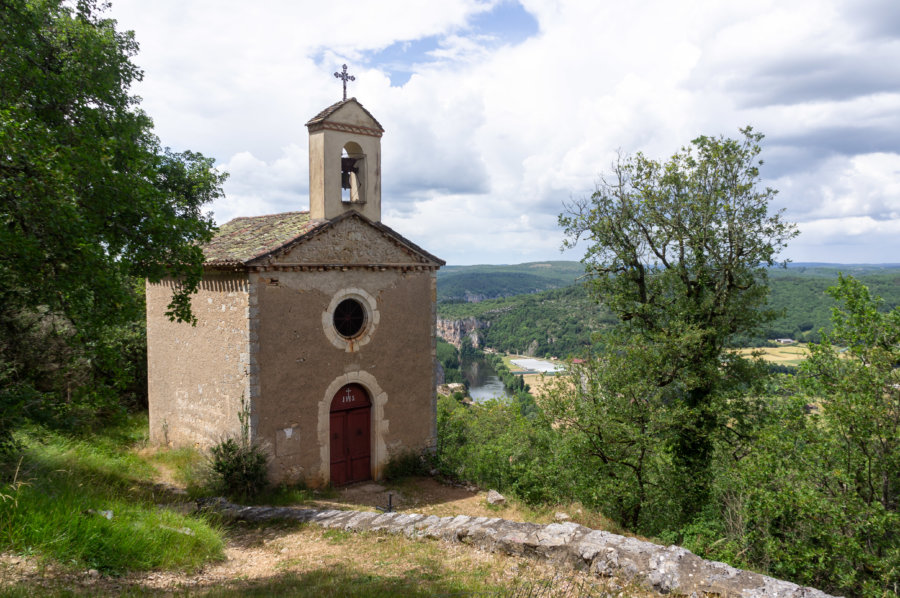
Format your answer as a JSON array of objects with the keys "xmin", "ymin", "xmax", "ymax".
[
  {"xmin": 383, "ymin": 449, "xmax": 431, "ymax": 481},
  {"xmin": 209, "ymin": 397, "xmax": 268, "ymax": 500}
]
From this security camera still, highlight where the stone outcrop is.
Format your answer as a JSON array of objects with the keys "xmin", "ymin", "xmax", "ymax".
[
  {"xmin": 437, "ymin": 383, "xmax": 466, "ymax": 397},
  {"xmin": 198, "ymin": 498, "xmax": 839, "ymax": 598},
  {"xmin": 485, "ymin": 490, "xmax": 506, "ymax": 505},
  {"xmin": 436, "ymin": 317, "xmax": 489, "ymax": 348}
]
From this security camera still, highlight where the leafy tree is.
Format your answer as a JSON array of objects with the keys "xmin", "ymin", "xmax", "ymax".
[
  {"xmin": 436, "ymin": 395, "xmax": 568, "ymax": 504},
  {"xmin": 802, "ymin": 275, "xmax": 899, "ymax": 513},
  {"xmin": 699, "ymin": 277, "xmax": 899, "ymax": 597},
  {"xmin": 1, "ymin": 0, "xmax": 224, "ymax": 449},
  {"xmin": 543, "ymin": 340, "xmax": 670, "ymax": 529},
  {"xmin": 559, "ymin": 128, "xmax": 797, "ymax": 519}
]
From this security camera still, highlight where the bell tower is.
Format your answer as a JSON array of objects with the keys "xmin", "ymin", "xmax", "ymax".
[{"xmin": 306, "ymin": 95, "xmax": 384, "ymax": 223}]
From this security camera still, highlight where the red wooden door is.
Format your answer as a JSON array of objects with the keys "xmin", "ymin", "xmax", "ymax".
[{"xmin": 330, "ymin": 384, "xmax": 371, "ymax": 486}]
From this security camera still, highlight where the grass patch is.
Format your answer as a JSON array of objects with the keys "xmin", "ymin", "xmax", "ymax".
[
  {"xmin": 146, "ymin": 445, "xmax": 205, "ymax": 489},
  {"xmin": 148, "ymin": 442, "xmax": 333, "ymax": 507},
  {"xmin": 0, "ymin": 414, "xmax": 224, "ymax": 574},
  {"xmin": 322, "ymin": 528, "xmax": 352, "ymax": 543},
  {"xmin": 205, "ymin": 526, "xmax": 628, "ymax": 598}
]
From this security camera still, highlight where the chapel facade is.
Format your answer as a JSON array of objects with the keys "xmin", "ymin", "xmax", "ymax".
[{"xmin": 146, "ymin": 97, "xmax": 444, "ymax": 486}]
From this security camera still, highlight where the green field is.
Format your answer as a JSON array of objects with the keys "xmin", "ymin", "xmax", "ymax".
[{"xmin": 735, "ymin": 345, "xmax": 810, "ymax": 366}]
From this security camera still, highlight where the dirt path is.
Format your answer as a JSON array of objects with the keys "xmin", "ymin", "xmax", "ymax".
[
  {"xmin": 309, "ymin": 478, "xmax": 537, "ymax": 521},
  {"xmin": 0, "ymin": 478, "xmax": 656, "ymax": 596}
]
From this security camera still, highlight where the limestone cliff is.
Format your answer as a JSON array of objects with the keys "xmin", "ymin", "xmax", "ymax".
[{"xmin": 436, "ymin": 317, "xmax": 490, "ymax": 348}]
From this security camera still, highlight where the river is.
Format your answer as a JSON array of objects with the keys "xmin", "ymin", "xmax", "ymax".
[
  {"xmin": 462, "ymin": 357, "xmax": 510, "ymax": 403},
  {"xmin": 464, "ymin": 355, "xmax": 561, "ymax": 403}
]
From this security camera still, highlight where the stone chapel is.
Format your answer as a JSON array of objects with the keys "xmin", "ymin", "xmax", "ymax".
[{"xmin": 145, "ymin": 96, "xmax": 444, "ymax": 486}]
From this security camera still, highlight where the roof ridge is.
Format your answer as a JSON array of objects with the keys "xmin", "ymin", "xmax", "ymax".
[{"xmin": 227, "ymin": 210, "xmax": 309, "ymax": 222}]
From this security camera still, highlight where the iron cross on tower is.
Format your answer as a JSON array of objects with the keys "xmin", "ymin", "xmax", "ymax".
[{"xmin": 334, "ymin": 64, "xmax": 355, "ymax": 101}]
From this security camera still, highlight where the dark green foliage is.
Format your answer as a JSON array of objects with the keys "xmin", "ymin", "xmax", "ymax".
[
  {"xmin": 698, "ymin": 399, "xmax": 898, "ymax": 596},
  {"xmin": 0, "ymin": 0, "xmax": 225, "ymax": 449},
  {"xmin": 560, "ymin": 128, "xmax": 797, "ymax": 521},
  {"xmin": 436, "ymin": 277, "xmax": 900, "ymax": 596},
  {"xmin": 0, "ymin": 0, "xmax": 223, "ymax": 324},
  {"xmin": 210, "ymin": 438, "xmax": 269, "ymax": 501},
  {"xmin": 803, "ymin": 275, "xmax": 899, "ymax": 514},
  {"xmin": 459, "ymin": 337, "xmax": 481, "ymax": 361},
  {"xmin": 436, "ymin": 339, "xmax": 464, "ymax": 384},
  {"xmin": 209, "ymin": 399, "xmax": 268, "ymax": 500},
  {"xmin": 435, "ymin": 395, "xmax": 569, "ymax": 505},
  {"xmin": 672, "ymin": 277, "xmax": 900, "ymax": 597},
  {"xmin": 543, "ymin": 345, "xmax": 675, "ymax": 530},
  {"xmin": 383, "ymin": 449, "xmax": 430, "ymax": 481},
  {"xmin": 764, "ymin": 362, "xmax": 798, "ymax": 375},
  {"xmin": 756, "ymin": 269, "xmax": 900, "ymax": 344}
]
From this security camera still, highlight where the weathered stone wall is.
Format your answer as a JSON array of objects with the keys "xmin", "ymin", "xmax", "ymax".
[
  {"xmin": 146, "ymin": 273, "xmax": 249, "ymax": 448},
  {"xmin": 254, "ymin": 266, "xmax": 436, "ymax": 485},
  {"xmin": 274, "ymin": 214, "xmax": 430, "ymax": 266},
  {"xmin": 148, "ymin": 214, "xmax": 440, "ymax": 487},
  {"xmin": 201, "ymin": 499, "xmax": 839, "ymax": 598},
  {"xmin": 247, "ymin": 215, "xmax": 439, "ymax": 485}
]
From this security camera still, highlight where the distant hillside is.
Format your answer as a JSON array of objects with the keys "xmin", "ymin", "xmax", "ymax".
[
  {"xmin": 437, "ymin": 285, "xmax": 616, "ymax": 358},
  {"xmin": 436, "ymin": 261, "xmax": 585, "ymax": 303},
  {"xmin": 780, "ymin": 263, "xmax": 900, "ymax": 276},
  {"xmin": 755, "ymin": 269, "xmax": 900, "ymax": 343},
  {"xmin": 436, "ymin": 262, "xmax": 900, "ymax": 356}
]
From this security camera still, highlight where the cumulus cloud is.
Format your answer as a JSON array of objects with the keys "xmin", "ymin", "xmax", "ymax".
[
  {"xmin": 772, "ymin": 153, "xmax": 900, "ymax": 221},
  {"xmin": 108, "ymin": 0, "xmax": 900, "ymax": 264}
]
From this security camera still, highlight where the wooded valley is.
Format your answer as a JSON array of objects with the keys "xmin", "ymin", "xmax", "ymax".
[{"xmin": 438, "ymin": 261, "xmax": 900, "ymax": 357}]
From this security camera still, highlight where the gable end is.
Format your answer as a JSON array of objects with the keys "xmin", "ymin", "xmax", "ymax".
[{"xmin": 249, "ymin": 212, "xmax": 443, "ymax": 270}]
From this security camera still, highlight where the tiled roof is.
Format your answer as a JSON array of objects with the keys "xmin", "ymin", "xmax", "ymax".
[
  {"xmin": 305, "ymin": 97, "xmax": 384, "ymax": 132},
  {"xmin": 203, "ymin": 210, "xmax": 444, "ymax": 269},
  {"xmin": 203, "ymin": 211, "xmax": 321, "ymax": 266}
]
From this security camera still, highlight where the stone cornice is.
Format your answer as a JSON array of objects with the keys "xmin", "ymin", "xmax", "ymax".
[
  {"xmin": 307, "ymin": 121, "xmax": 384, "ymax": 138},
  {"xmin": 248, "ymin": 263, "xmax": 439, "ymax": 273}
]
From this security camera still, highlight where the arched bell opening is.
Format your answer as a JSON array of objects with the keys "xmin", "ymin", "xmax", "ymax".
[
  {"xmin": 329, "ymin": 383, "xmax": 371, "ymax": 486},
  {"xmin": 340, "ymin": 142, "xmax": 366, "ymax": 204}
]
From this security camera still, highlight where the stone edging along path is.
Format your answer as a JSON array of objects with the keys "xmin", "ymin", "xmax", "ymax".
[{"xmin": 198, "ymin": 498, "xmax": 837, "ymax": 598}]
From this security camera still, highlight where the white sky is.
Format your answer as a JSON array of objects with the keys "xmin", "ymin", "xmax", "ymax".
[{"xmin": 106, "ymin": 0, "xmax": 900, "ymax": 265}]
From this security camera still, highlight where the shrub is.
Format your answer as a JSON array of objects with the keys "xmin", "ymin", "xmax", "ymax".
[
  {"xmin": 209, "ymin": 438, "xmax": 268, "ymax": 500},
  {"xmin": 435, "ymin": 395, "xmax": 568, "ymax": 505},
  {"xmin": 383, "ymin": 449, "xmax": 430, "ymax": 481}
]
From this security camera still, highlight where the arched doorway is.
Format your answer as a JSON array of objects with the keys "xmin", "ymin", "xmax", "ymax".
[{"xmin": 330, "ymin": 383, "xmax": 371, "ymax": 486}]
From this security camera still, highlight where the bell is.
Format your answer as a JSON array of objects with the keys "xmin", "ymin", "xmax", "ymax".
[{"xmin": 341, "ymin": 157, "xmax": 358, "ymax": 190}]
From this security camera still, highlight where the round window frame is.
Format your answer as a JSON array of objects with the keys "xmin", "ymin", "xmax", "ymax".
[
  {"xmin": 323, "ymin": 288, "xmax": 379, "ymax": 352},
  {"xmin": 332, "ymin": 298, "xmax": 367, "ymax": 339}
]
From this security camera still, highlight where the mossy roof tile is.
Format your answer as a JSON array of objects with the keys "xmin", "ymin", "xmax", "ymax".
[
  {"xmin": 202, "ymin": 210, "xmax": 444, "ymax": 268},
  {"xmin": 203, "ymin": 211, "xmax": 320, "ymax": 266}
]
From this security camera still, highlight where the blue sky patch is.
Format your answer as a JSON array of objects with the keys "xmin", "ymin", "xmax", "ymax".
[
  {"xmin": 367, "ymin": 36, "xmax": 444, "ymax": 86},
  {"xmin": 366, "ymin": 1, "xmax": 539, "ymax": 86},
  {"xmin": 470, "ymin": 0, "xmax": 539, "ymax": 42}
]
